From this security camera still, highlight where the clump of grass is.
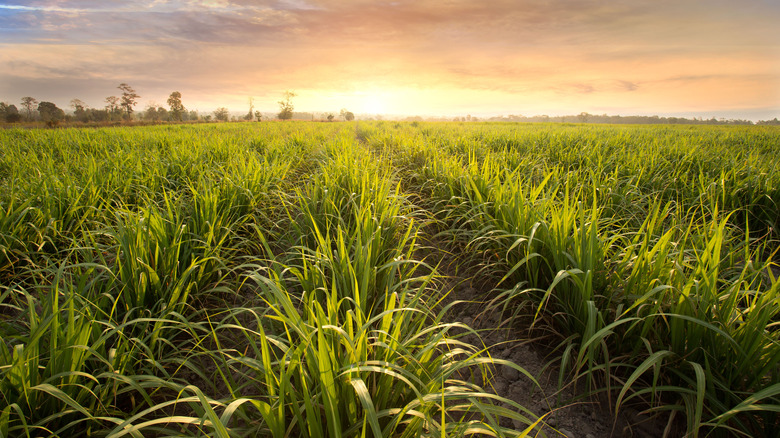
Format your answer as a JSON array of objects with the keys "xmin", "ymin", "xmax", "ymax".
[
  {"xmin": 2, "ymin": 122, "xmax": 549, "ymax": 437},
  {"xmin": 374, "ymin": 121, "xmax": 780, "ymax": 436}
]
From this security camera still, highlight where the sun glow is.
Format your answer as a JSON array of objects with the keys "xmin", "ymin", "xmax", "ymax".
[{"xmin": 361, "ymin": 96, "xmax": 387, "ymax": 115}]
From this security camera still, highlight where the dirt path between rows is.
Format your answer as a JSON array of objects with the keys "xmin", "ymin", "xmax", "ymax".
[
  {"xmin": 420, "ymin": 237, "xmax": 671, "ymax": 438},
  {"xmin": 356, "ymin": 129, "xmax": 672, "ymax": 437}
]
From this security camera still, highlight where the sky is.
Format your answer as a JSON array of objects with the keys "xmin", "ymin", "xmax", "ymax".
[{"xmin": 1, "ymin": 0, "xmax": 779, "ymax": 120}]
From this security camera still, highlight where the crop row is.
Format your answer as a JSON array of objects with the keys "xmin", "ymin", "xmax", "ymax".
[
  {"xmin": 362, "ymin": 122, "xmax": 780, "ymax": 437},
  {"xmin": 1, "ymin": 123, "xmax": 540, "ymax": 437},
  {"xmin": 1, "ymin": 121, "xmax": 779, "ymax": 437}
]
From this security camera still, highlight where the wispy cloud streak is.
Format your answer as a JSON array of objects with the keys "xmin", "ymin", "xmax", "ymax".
[{"xmin": 0, "ymin": 0, "xmax": 778, "ymax": 118}]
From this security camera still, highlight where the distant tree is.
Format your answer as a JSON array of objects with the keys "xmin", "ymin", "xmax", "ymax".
[
  {"xmin": 37, "ymin": 101, "xmax": 65, "ymax": 124},
  {"xmin": 21, "ymin": 96, "xmax": 38, "ymax": 121},
  {"xmin": 144, "ymin": 105, "xmax": 158, "ymax": 121},
  {"xmin": 278, "ymin": 91, "xmax": 296, "ymax": 120},
  {"xmin": 244, "ymin": 96, "xmax": 255, "ymax": 121},
  {"xmin": 104, "ymin": 96, "xmax": 119, "ymax": 111},
  {"xmin": 213, "ymin": 107, "xmax": 229, "ymax": 122},
  {"xmin": 188, "ymin": 110, "xmax": 199, "ymax": 121},
  {"xmin": 86, "ymin": 108, "xmax": 109, "ymax": 122},
  {"xmin": 118, "ymin": 83, "xmax": 140, "ymax": 118},
  {"xmin": 70, "ymin": 99, "xmax": 89, "ymax": 122},
  {"xmin": 144, "ymin": 103, "xmax": 168, "ymax": 121},
  {"xmin": 254, "ymin": 110, "xmax": 262, "ymax": 121},
  {"xmin": 105, "ymin": 96, "xmax": 121, "ymax": 120},
  {"xmin": 1, "ymin": 102, "xmax": 21, "ymax": 123},
  {"xmin": 326, "ymin": 113, "xmax": 334, "ymax": 122},
  {"xmin": 70, "ymin": 98, "xmax": 86, "ymax": 111},
  {"xmin": 578, "ymin": 112, "xmax": 590, "ymax": 123},
  {"xmin": 166, "ymin": 91, "xmax": 185, "ymax": 121},
  {"xmin": 340, "ymin": 108, "xmax": 355, "ymax": 121}
]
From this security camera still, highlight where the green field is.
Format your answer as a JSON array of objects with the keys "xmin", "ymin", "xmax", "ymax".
[{"xmin": 1, "ymin": 121, "xmax": 779, "ymax": 437}]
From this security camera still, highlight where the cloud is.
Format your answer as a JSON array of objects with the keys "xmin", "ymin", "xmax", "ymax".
[
  {"xmin": 0, "ymin": 0, "xmax": 778, "ymax": 117},
  {"xmin": 4, "ymin": 0, "xmax": 779, "ymax": 49}
]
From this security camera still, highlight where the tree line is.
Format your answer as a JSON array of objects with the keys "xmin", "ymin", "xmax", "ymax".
[
  {"xmin": 0, "ymin": 84, "xmax": 179, "ymax": 125},
  {"xmin": 0, "ymin": 85, "xmax": 359, "ymax": 125},
  {"xmin": 9, "ymin": 84, "xmax": 770, "ymax": 126},
  {"xmin": 482, "ymin": 112, "xmax": 774, "ymax": 125}
]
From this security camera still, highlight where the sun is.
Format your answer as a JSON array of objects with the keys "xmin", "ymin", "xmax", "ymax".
[{"xmin": 361, "ymin": 97, "xmax": 387, "ymax": 115}]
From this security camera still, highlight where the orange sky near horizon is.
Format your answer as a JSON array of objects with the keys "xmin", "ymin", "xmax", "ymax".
[{"xmin": 1, "ymin": 0, "xmax": 778, "ymax": 120}]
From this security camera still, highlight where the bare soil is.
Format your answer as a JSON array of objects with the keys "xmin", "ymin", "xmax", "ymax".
[{"xmin": 421, "ymin": 238, "xmax": 674, "ymax": 438}]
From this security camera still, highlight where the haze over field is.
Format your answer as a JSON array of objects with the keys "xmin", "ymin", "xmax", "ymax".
[{"xmin": 1, "ymin": 0, "xmax": 779, "ymax": 120}]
